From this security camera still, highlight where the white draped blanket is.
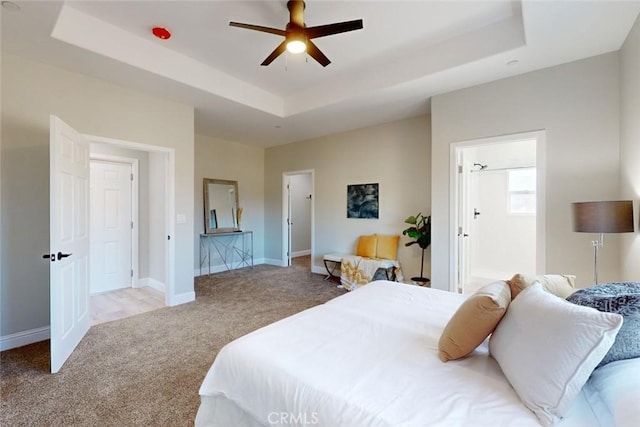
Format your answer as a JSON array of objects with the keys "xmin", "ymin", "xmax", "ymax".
[{"xmin": 339, "ymin": 255, "xmax": 403, "ymax": 291}]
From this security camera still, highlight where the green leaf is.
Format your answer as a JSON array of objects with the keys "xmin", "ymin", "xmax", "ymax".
[
  {"xmin": 402, "ymin": 212, "xmax": 431, "ymax": 249},
  {"xmin": 404, "ymin": 215, "xmax": 417, "ymax": 225}
]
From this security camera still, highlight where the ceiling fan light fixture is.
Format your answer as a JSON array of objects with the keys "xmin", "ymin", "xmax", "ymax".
[
  {"xmin": 286, "ymin": 40, "xmax": 306, "ymax": 54},
  {"xmin": 286, "ymin": 33, "xmax": 307, "ymax": 54}
]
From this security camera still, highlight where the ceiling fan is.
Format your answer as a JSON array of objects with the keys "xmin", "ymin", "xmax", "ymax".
[{"xmin": 229, "ymin": 0, "xmax": 363, "ymax": 67}]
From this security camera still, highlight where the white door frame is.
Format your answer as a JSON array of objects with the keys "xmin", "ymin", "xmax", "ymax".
[
  {"xmin": 89, "ymin": 154, "xmax": 139, "ymax": 289},
  {"xmin": 284, "ymin": 175, "xmax": 292, "ymax": 267},
  {"xmin": 456, "ymin": 154, "xmax": 472, "ymax": 294},
  {"xmin": 86, "ymin": 134, "xmax": 176, "ymax": 307},
  {"xmin": 282, "ymin": 170, "xmax": 314, "ymax": 268},
  {"xmin": 449, "ymin": 130, "xmax": 546, "ymax": 293}
]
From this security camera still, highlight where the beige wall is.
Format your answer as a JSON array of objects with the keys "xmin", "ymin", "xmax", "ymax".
[
  {"xmin": 0, "ymin": 53, "xmax": 194, "ymax": 338},
  {"xmin": 264, "ymin": 116, "xmax": 431, "ymax": 281},
  {"xmin": 620, "ymin": 14, "xmax": 640, "ymax": 280},
  {"xmin": 194, "ymin": 134, "xmax": 265, "ymax": 271},
  {"xmin": 431, "ymin": 52, "xmax": 621, "ymax": 290},
  {"xmin": 148, "ymin": 152, "xmax": 167, "ymax": 284}
]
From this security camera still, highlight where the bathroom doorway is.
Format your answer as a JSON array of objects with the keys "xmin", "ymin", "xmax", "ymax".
[{"xmin": 453, "ymin": 131, "xmax": 546, "ymax": 294}]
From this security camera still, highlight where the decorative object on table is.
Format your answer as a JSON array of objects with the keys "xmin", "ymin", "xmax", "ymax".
[
  {"xmin": 209, "ymin": 209, "xmax": 217, "ymax": 230},
  {"xmin": 236, "ymin": 207, "xmax": 243, "ymax": 230},
  {"xmin": 347, "ymin": 183, "xmax": 379, "ymax": 219},
  {"xmin": 571, "ymin": 200, "xmax": 635, "ymax": 284},
  {"xmin": 402, "ymin": 212, "xmax": 431, "ymax": 285}
]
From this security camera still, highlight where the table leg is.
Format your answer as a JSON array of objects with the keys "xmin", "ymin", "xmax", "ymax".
[{"xmin": 323, "ymin": 259, "xmax": 341, "ymax": 282}]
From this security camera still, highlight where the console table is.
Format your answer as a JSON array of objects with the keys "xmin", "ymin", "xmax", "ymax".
[{"xmin": 199, "ymin": 231, "xmax": 253, "ymax": 275}]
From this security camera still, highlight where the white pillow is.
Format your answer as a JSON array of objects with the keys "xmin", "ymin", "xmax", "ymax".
[{"xmin": 489, "ymin": 283, "xmax": 623, "ymax": 427}]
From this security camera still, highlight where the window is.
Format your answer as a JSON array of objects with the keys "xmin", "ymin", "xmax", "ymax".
[{"xmin": 508, "ymin": 168, "xmax": 536, "ymax": 214}]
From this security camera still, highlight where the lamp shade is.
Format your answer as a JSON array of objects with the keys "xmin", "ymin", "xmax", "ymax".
[{"xmin": 572, "ymin": 200, "xmax": 635, "ymax": 233}]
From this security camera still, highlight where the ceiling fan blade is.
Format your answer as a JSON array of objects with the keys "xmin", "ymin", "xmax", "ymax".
[
  {"xmin": 305, "ymin": 19, "xmax": 363, "ymax": 39},
  {"xmin": 261, "ymin": 41, "xmax": 288, "ymax": 66},
  {"xmin": 306, "ymin": 40, "xmax": 331, "ymax": 67},
  {"xmin": 229, "ymin": 22, "xmax": 286, "ymax": 37}
]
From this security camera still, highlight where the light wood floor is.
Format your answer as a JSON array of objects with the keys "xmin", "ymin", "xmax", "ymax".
[
  {"xmin": 91, "ymin": 287, "xmax": 165, "ymax": 326},
  {"xmin": 292, "ymin": 254, "xmax": 311, "ymax": 269}
]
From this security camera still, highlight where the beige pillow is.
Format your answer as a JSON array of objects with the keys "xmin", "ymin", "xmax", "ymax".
[
  {"xmin": 438, "ymin": 281, "xmax": 511, "ymax": 362},
  {"xmin": 508, "ymin": 274, "xmax": 576, "ymax": 299},
  {"xmin": 356, "ymin": 235, "xmax": 377, "ymax": 258},
  {"xmin": 375, "ymin": 234, "xmax": 399, "ymax": 260}
]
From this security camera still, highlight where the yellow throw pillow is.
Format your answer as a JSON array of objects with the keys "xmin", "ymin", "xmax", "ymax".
[
  {"xmin": 356, "ymin": 235, "xmax": 377, "ymax": 258},
  {"xmin": 438, "ymin": 281, "xmax": 511, "ymax": 362},
  {"xmin": 508, "ymin": 274, "xmax": 576, "ymax": 299},
  {"xmin": 375, "ymin": 234, "xmax": 399, "ymax": 260}
]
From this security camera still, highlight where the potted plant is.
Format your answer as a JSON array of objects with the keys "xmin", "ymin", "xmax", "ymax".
[{"xmin": 402, "ymin": 212, "xmax": 431, "ymax": 285}]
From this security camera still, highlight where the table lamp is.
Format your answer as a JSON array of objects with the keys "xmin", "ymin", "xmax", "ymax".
[{"xmin": 572, "ymin": 200, "xmax": 635, "ymax": 284}]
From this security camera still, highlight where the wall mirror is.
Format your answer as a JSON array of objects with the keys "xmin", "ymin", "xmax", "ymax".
[{"xmin": 204, "ymin": 178, "xmax": 240, "ymax": 234}]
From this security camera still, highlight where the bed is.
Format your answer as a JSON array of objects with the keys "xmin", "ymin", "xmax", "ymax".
[{"xmin": 196, "ymin": 280, "xmax": 638, "ymax": 427}]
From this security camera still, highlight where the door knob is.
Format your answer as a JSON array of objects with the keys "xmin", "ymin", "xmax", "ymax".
[{"xmin": 57, "ymin": 252, "xmax": 72, "ymax": 261}]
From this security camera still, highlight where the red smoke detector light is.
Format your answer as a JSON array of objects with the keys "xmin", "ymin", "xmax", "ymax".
[{"xmin": 152, "ymin": 27, "xmax": 171, "ymax": 40}]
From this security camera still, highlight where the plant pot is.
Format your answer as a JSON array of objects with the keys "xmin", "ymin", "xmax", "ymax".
[{"xmin": 411, "ymin": 277, "xmax": 431, "ymax": 287}]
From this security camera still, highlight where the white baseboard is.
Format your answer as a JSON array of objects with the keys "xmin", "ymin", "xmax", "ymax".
[
  {"xmin": 139, "ymin": 277, "xmax": 166, "ymax": 293},
  {"xmin": 0, "ymin": 326, "xmax": 50, "ymax": 352},
  {"xmin": 312, "ymin": 265, "xmax": 327, "ymax": 275},
  {"xmin": 168, "ymin": 291, "xmax": 195, "ymax": 306},
  {"xmin": 292, "ymin": 250, "xmax": 311, "ymax": 257},
  {"xmin": 264, "ymin": 258, "xmax": 287, "ymax": 267}
]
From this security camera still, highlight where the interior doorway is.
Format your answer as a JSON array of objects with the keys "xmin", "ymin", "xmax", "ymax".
[
  {"xmin": 48, "ymin": 116, "xmax": 175, "ymax": 372},
  {"xmin": 282, "ymin": 170, "xmax": 314, "ymax": 269},
  {"xmin": 87, "ymin": 136, "xmax": 174, "ymax": 320},
  {"xmin": 452, "ymin": 131, "xmax": 546, "ymax": 294}
]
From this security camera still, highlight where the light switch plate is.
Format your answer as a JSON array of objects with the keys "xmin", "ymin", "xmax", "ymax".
[{"xmin": 176, "ymin": 214, "xmax": 186, "ymax": 224}]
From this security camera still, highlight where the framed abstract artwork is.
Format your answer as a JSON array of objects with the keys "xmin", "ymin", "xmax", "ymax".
[{"xmin": 347, "ymin": 183, "xmax": 379, "ymax": 219}]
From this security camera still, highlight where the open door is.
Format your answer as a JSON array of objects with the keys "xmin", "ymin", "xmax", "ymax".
[{"xmin": 49, "ymin": 116, "xmax": 91, "ymax": 373}]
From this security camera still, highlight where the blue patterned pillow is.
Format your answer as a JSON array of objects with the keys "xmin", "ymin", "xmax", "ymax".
[{"xmin": 567, "ymin": 282, "xmax": 640, "ymax": 367}]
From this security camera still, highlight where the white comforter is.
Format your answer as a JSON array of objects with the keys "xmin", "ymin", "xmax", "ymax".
[{"xmin": 196, "ymin": 281, "xmax": 600, "ymax": 427}]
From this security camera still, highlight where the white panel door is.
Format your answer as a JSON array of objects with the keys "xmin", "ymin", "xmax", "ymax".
[
  {"xmin": 90, "ymin": 161, "xmax": 132, "ymax": 294},
  {"xmin": 49, "ymin": 116, "xmax": 90, "ymax": 373}
]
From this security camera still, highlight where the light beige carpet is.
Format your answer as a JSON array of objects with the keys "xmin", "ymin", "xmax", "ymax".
[{"xmin": 0, "ymin": 260, "xmax": 344, "ymax": 426}]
